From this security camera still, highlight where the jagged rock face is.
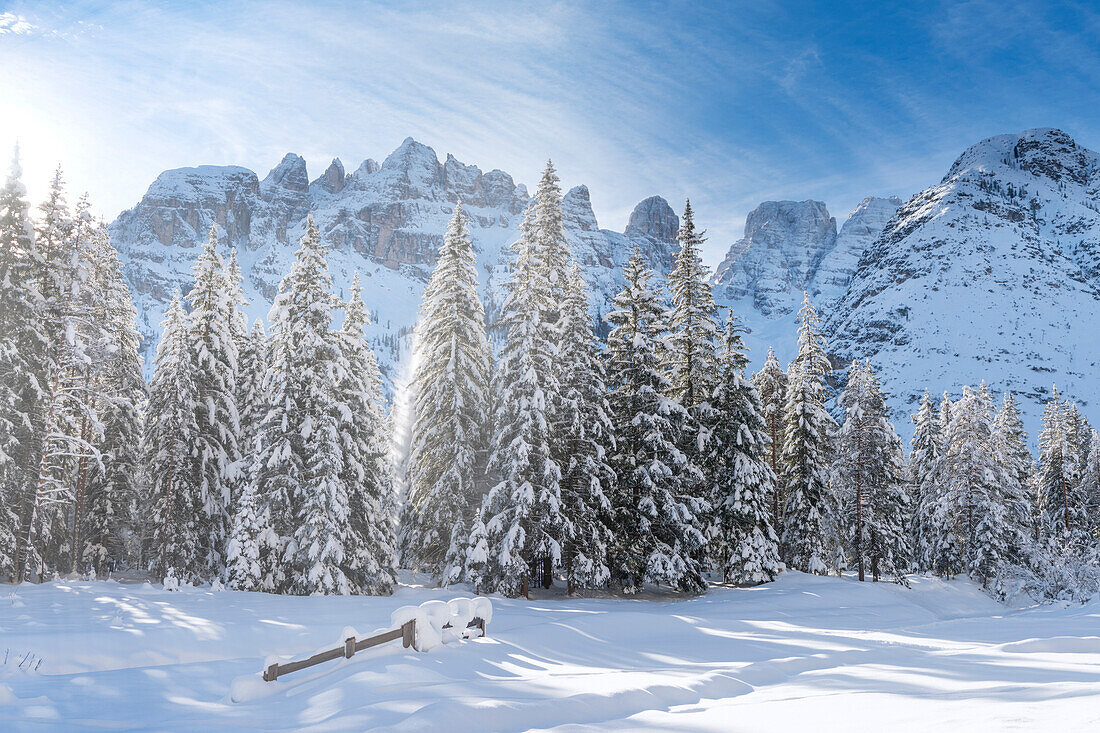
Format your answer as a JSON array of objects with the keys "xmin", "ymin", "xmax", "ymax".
[
  {"xmin": 626, "ymin": 196, "xmax": 679, "ymax": 242},
  {"xmin": 713, "ymin": 200, "xmax": 837, "ymax": 316},
  {"xmin": 826, "ymin": 128, "xmax": 1100, "ymax": 428},
  {"xmin": 311, "ymin": 158, "xmax": 346, "ymax": 195},
  {"xmin": 110, "ymin": 139, "xmax": 680, "ymax": 382},
  {"xmin": 811, "ymin": 196, "xmax": 901, "ymax": 303}
]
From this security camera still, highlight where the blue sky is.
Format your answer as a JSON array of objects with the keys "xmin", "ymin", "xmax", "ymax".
[{"xmin": 2, "ymin": 0, "xmax": 1099, "ymax": 264}]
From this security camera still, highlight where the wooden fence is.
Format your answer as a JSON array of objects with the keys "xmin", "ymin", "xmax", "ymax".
[{"xmin": 263, "ymin": 616, "xmax": 488, "ymax": 682}]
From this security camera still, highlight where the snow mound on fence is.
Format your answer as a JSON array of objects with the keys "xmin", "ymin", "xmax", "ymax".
[{"xmin": 390, "ymin": 597, "xmax": 492, "ymax": 651}]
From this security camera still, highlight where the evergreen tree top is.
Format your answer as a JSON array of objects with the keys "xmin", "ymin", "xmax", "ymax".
[
  {"xmin": 718, "ymin": 311, "xmax": 749, "ymax": 376},
  {"xmin": 343, "ymin": 271, "xmax": 371, "ymax": 336},
  {"xmin": 791, "ymin": 292, "xmax": 830, "ymax": 380}
]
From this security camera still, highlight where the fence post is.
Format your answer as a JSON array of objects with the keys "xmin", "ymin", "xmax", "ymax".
[
  {"xmin": 477, "ymin": 617, "xmax": 486, "ymax": 637},
  {"xmin": 344, "ymin": 637, "xmax": 356, "ymax": 659},
  {"xmin": 401, "ymin": 619, "xmax": 416, "ymax": 650},
  {"xmin": 264, "ymin": 663, "xmax": 279, "ymax": 682}
]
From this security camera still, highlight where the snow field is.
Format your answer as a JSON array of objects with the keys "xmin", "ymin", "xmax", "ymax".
[{"xmin": 1, "ymin": 572, "xmax": 1099, "ymax": 731}]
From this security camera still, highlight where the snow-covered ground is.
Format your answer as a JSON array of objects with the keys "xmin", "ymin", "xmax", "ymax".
[{"xmin": 1, "ymin": 573, "xmax": 1098, "ymax": 731}]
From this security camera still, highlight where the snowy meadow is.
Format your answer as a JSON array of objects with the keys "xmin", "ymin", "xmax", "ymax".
[
  {"xmin": 2, "ymin": 572, "xmax": 1099, "ymax": 730},
  {"xmin": 3, "ymin": 101, "xmax": 1100, "ymax": 732}
]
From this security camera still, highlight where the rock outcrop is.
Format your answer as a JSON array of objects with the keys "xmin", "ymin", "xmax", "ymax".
[
  {"xmin": 110, "ymin": 140, "xmax": 680, "ymax": 382},
  {"xmin": 826, "ymin": 128, "xmax": 1100, "ymax": 427}
]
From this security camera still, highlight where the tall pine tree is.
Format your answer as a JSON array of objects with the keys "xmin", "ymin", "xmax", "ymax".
[
  {"xmin": 0, "ymin": 146, "xmax": 46, "ymax": 578},
  {"xmin": 909, "ymin": 390, "xmax": 941, "ymax": 572},
  {"xmin": 752, "ymin": 347, "xmax": 788, "ymax": 528},
  {"xmin": 1037, "ymin": 389, "xmax": 1090, "ymax": 553},
  {"xmin": 402, "ymin": 204, "xmax": 490, "ymax": 581},
  {"xmin": 557, "ymin": 261, "xmax": 615, "ymax": 591},
  {"xmin": 604, "ymin": 251, "xmax": 707, "ymax": 593},
  {"xmin": 779, "ymin": 294, "xmax": 837, "ymax": 575},
  {"xmin": 145, "ymin": 293, "xmax": 200, "ymax": 579},
  {"xmin": 835, "ymin": 360, "xmax": 909, "ymax": 582},
  {"xmin": 249, "ymin": 217, "xmax": 351, "ymax": 595},
  {"xmin": 338, "ymin": 272, "xmax": 397, "ymax": 594},
  {"xmin": 709, "ymin": 313, "xmax": 781, "ymax": 585},
  {"xmin": 80, "ymin": 224, "xmax": 145, "ymax": 575},
  {"xmin": 476, "ymin": 197, "xmax": 566, "ymax": 596}
]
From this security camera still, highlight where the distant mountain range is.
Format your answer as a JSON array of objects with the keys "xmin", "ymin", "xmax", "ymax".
[{"xmin": 110, "ymin": 128, "xmax": 1100, "ymax": 438}]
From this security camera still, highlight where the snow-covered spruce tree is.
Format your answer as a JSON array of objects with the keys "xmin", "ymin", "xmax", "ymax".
[
  {"xmin": 992, "ymin": 392, "xmax": 1037, "ymax": 563},
  {"xmin": 909, "ymin": 390, "xmax": 940, "ymax": 572},
  {"xmin": 226, "ymin": 318, "xmax": 270, "ymax": 591},
  {"xmin": 226, "ymin": 475, "xmax": 276, "ymax": 592},
  {"xmin": 337, "ymin": 272, "xmax": 397, "ymax": 595},
  {"xmin": 402, "ymin": 203, "xmax": 490, "ymax": 582},
  {"xmin": 1036, "ymin": 390, "xmax": 1090, "ymax": 553},
  {"xmin": 225, "ymin": 248, "xmax": 249, "ymax": 355},
  {"xmin": 0, "ymin": 146, "xmax": 47, "ymax": 578},
  {"xmin": 20, "ymin": 173, "xmax": 101, "ymax": 580},
  {"xmin": 58, "ymin": 198, "xmax": 117, "ymax": 575},
  {"xmin": 79, "ymin": 224, "xmax": 145, "ymax": 575},
  {"xmin": 920, "ymin": 389, "xmax": 972, "ymax": 578},
  {"xmin": 928, "ymin": 385, "xmax": 1020, "ymax": 589},
  {"xmin": 185, "ymin": 224, "xmax": 241, "ymax": 579},
  {"xmin": 938, "ymin": 392, "xmax": 953, "ymax": 439},
  {"xmin": 476, "ymin": 199, "xmax": 567, "ymax": 596},
  {"xmin": 250, "ymin": 217, "xmax": 351, "ymax": 595},
  {"xmin": 965, "ymin": 386, "xmax": 1028, "ymax": 593},
  {"xmin": 1081, "ymin": 430, "xmax": 1100, "ymax": 540},
  {"xmin": 664, "ymin": 199, "xmax": 718, "ymax": 556},
  {"xmin": 779, "ymin": 294, "xmax": 837, "ymax": 575},
  {"xmin": 752, "ymin": 347, "xmax": 788, "ymax": 527},
  {"xmin": 556, "ymin": 261, "xmax": 615, "ymax": 592},
  {"xmin": 835, "ymin": 360, "xmax": 909, "ymax": 583},
  {"xmin": 145, "ymin": 293, "xmax": 201, "ymax": 579},
  {"xmin": 604, "ymin": 251, "xmax": 707, "ymax": 594},
  {"xmin": 1063, "ymin": 403, "xmax": 1093, "ymax": 478},
  {"xmin": 237, "ymin": 319, "xmax": 268, "ymax": 452},
  {"xmin": 709, "ymin": 313, "xmax": 781, "ymax": 585},
  {"xmin": 665, "ymin": 199, "xmax": 718, "ymax": 408}
]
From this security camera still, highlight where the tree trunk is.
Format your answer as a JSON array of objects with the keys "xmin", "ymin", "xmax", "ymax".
[
  {"xmin": 1061, "ymin": 471, "xmax": 1071, "ymax": 538},
  {"xmin": 159, "ymin": 447, "xmax": 175, "ymax": 578},
  {"xmin": 71, "ymin": 388, "xmax": 96, "ymax": 574},
  {"xmin": 17, "ymin": 374, "xmax": 61, "ymax": 583},
  {"xmin": 770, "ymin": 418, "xmax": 780, "ymax": 526},
  {"xmin": 856, "ymin": 430, "xmax": 864, "ymax": 582}
]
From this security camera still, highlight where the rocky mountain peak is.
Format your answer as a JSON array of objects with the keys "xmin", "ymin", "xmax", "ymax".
[
  {"xmin": 356, "ymin": 158, "xmax": 380, "ymax": 176},
  {"xmin": 563, "ymin": 185, "xmax": 599, "ymax": 233},
  {"xmin": 311, "ymin": 158, "xmax": 345, "ymax": 195},
  {"xmin": 378, "ymin": 137, "xmax": 444, "ymax": 200},
  {"xmin": 625, "ymin": 196, "xmax": 678, "ymax": 242},
  {"xmin": 111, "ymin": 139, "xmax": 683, "ymax": 381},
  {"xmin": 262, "ymin": 153, "xmax": 309, "ymax": 194},
  {"xmin": 827, "ymin": 128, "xmax": 1100, "ymax": 434},
  {"xmin": 713, "ymin": 200, "xmax": 837, "ymax": 316},
  {"xmin": 1012, "ymin": 128, "xmax": 1094, "ymax": 186}
]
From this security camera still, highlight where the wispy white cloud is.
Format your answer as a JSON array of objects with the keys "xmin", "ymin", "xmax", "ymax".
[
  {"xmin": 0, "ymin": 12, "xmax": 35, "ymax": 35},
  {"xmin": 2, "ymin": 0, "xmax": 1099, "ymax": 266}
]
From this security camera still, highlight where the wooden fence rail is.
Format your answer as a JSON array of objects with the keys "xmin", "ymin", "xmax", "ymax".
[{"xmin": 263, "ymin": 616, "xmax": 488, "ymax": 682}]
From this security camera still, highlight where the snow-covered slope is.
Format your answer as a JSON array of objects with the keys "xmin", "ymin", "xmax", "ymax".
[
  {"xmin": 708, "ymin": 197, "xmax": 900, "ymax": 391},
  {"xmin": 826, "ymin": 128, "xmax": 1100, "ymax": 429},
  {"xmin": 713, "ymin": 197, "xmax": 902, "ymax": 318},
  {"xmin": 813, "ymin": 196, "xmax": 903, "ymax": 301},
  {"xmin": 2, "ymin": 573, "xmax": 1098, "ymax": 730},
  {"xmin": 713, "ymin": 199, "xmax": 838, "ymax": 316},
  {"xmin": 110, "ymin": 139, "xmax": 680, "ymax": 380}
]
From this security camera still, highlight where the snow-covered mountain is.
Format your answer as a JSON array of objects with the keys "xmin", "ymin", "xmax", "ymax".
[
  {"xmin": 712, "ymin": 197, "xmax": 901, "ymax": 318},
  {"xmin": 826, "ymin": 128, "xmax": 1100, "ymax": 431},
  {"xmin": 708, "ymin": 197, "xmax": 900, "ymax": 386},
  {"xmin": 110, "ymin": 138, "xmax": 680, "ymax": 381},
  {"xmin": 113, "ymin": 128, "xmax": 1100, "ymax": 436}
]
